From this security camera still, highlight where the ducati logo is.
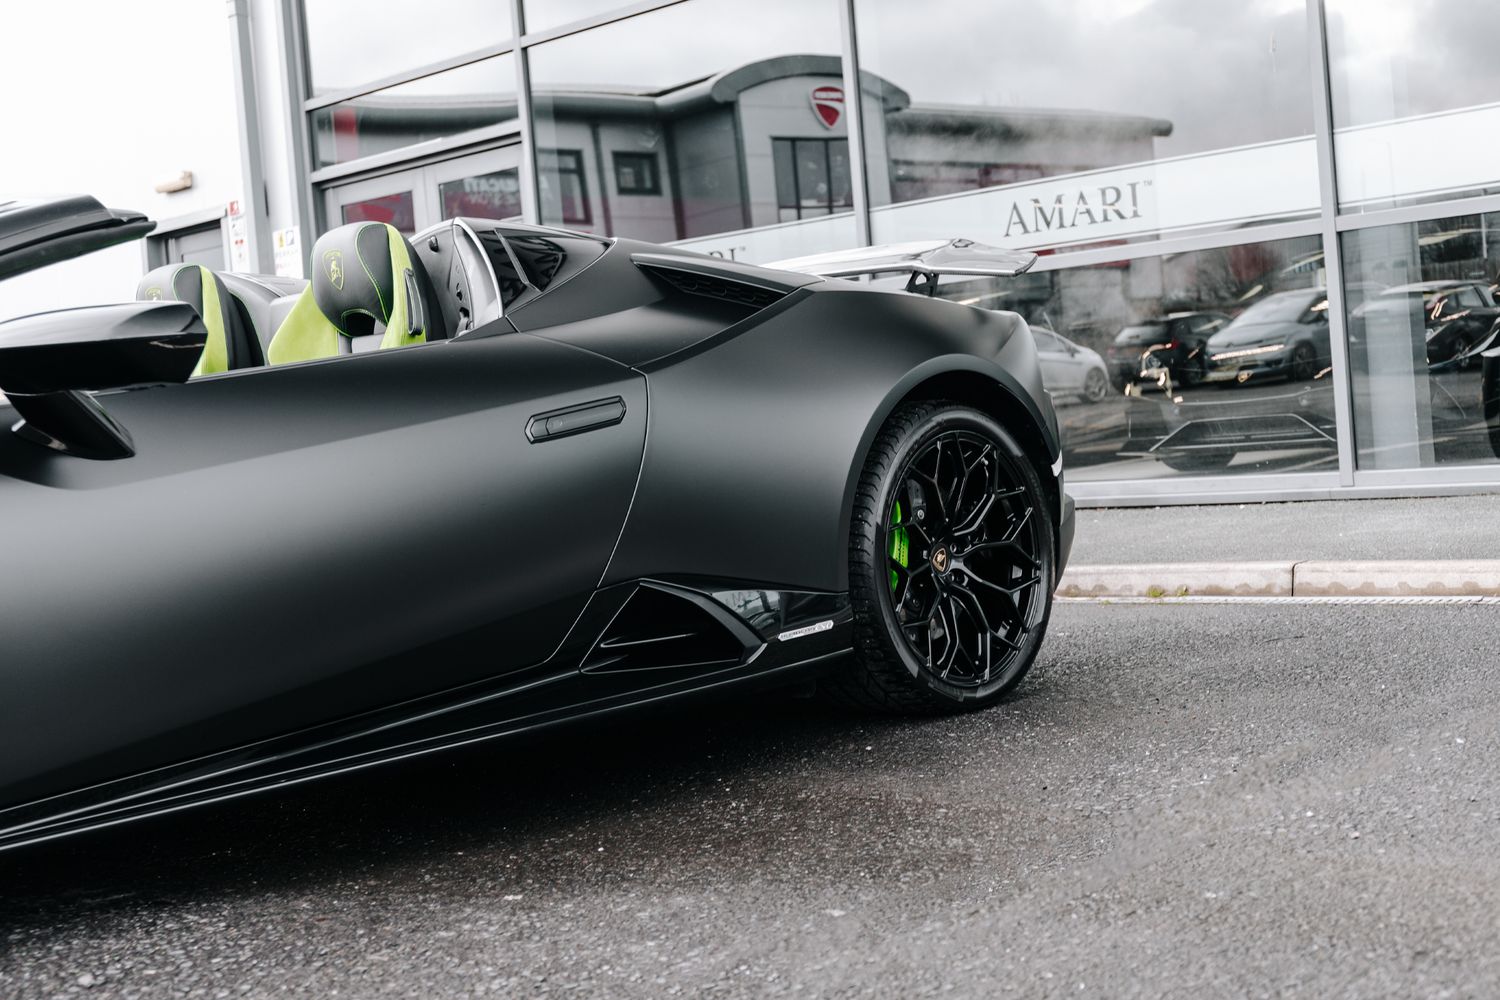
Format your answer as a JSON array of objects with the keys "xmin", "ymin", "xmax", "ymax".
[
  {"xmin": 810, "ymin": 85, "xmax": 844, "ymax": 129},
  {"xmin": 932, "ymin": 547, "xmax": 950, "ymax": 573},
  {"xmin": 323, "ymin": 249, "xmax": 345, "ymax": 290}
]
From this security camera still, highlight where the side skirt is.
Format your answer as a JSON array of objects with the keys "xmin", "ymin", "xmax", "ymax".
[{"xmin": 0, "ymin": 581, "xmax": 851, "ymax": 852}]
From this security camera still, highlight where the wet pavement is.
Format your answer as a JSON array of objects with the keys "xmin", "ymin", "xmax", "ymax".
[{"xmin": 4, "ymin": 600, "xmax": 1500, "ymax": 998}]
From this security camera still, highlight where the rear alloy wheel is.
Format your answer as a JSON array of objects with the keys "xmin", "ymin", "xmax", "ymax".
[
  {"xmin": 1082, "ymin": 367, "xmax": 1110, "ymax": 403},
  {"xmin": 826, "ymin": 402, "xmax": 1055, "ymax": 713}
]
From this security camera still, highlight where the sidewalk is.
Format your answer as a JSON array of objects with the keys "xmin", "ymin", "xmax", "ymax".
[{"xmin": 1060, "ymin": 493, "xmax": 1500, "ymax": 598}]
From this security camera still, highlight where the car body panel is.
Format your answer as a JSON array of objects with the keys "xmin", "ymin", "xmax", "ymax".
[
  {"xmin": 0, "ymin": 211, "xmax": 1071, "ymax": 849},
  {"xmin": 0, "ymin": 331, "xmax": 648, "ymax": 808}
]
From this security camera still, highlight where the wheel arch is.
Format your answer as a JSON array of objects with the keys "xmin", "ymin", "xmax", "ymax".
[{"xmin": 837, "ymin": 357, "xmax": 1062, "ymax": 589}]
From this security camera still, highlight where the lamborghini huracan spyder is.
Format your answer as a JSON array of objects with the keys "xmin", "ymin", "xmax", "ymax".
[{"xmin": 0, "ymin": 196, "xmax": 1074, "ymax": 850}]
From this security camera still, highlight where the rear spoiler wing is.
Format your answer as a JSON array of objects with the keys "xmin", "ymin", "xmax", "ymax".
[{"xmin": 768, "ymin": 238, "xmax": 1037, "ymax": 294}]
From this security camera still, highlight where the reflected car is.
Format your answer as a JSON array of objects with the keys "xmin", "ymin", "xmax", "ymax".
[
  {"xmin": 0, "ymin": 204, "xmax": 1074, "ymax": 852},
  {"xmin": 1031, "ymin": 326, "xmax": 1110, "ymax": 403},
  {"xmin": 1204, "ymin": 288, "xmax": 1333, "ymax": 384},
  {"xmin": 1120, "ymin": 379, "xmax": 1337, "ymax": 473},
  {"xmin": 1106, "ymin": 311, "xmax": 1230, "ymax": 388},
  {"xmin": 1350, "ymin": 280, "xmax": 1500, "ymax": 370}
]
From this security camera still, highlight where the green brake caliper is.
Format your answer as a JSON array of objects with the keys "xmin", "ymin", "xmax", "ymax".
[{"xmin": 889, "ymin": 499, "xmax": 909, "ymax": 594}]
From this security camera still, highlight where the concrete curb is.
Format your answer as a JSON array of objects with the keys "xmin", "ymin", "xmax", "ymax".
[{"xmin": 1057, "ymin": 560, "xmax": 1500, "ymax": 599}]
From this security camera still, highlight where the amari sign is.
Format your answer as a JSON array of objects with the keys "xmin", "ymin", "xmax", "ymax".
[
  {"xmin": 869, "ymin": 136, "xmax": 1320, "ymax": 252},
  {"xmin": 675, "ymin": 136, "xmax": 1323, "ymax": 263},
  {"xmin": 999, "ymin": 181, "xmax": 1149, "ymax": 241}
]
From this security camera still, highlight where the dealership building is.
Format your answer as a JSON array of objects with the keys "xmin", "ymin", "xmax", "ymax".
[{"xmin": 20, "ymin": 0, "xmax": 1500, "ymax": 505}]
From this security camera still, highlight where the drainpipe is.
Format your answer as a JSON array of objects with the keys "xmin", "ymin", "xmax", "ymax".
[{"xmin": 227, "ymin": 0, "xmax": 273, "ymax": 273}]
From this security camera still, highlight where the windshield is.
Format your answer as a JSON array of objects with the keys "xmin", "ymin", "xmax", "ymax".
[
  {"xmin": 1115, "ymin": 323, "xmax": 1167, "ymax": 343},
  {"xmin": 1233, "ymin": 289, "xmax": 1322, "ymax": 325}
]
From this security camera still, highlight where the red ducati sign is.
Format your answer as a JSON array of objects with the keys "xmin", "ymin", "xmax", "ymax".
[{"xmin": 810, "ymin": 85, "xmax": 844, "ymax": 129}]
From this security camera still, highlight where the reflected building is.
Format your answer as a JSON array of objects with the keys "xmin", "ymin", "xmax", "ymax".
[{"xmin": 82, "ymin": 0, "xmax": 1500, "ymax": 502}]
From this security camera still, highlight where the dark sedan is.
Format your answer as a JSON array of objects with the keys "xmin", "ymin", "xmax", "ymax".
[{"xmin": 1106, "ymin": 311, "xmax": 1230, "ymax": 388}]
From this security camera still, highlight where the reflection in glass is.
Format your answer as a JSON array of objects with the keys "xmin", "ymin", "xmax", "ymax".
[
  {"xmin": 934, "ymin": 235, "xmax": 1333, "ymax": 480},
  {"xmin": 440, "ymin": 168, "xmax": 522, "ymax": 221},
  {"xmin": 1327, "ymin": 0, "xmax": 1500, "ymax": 211},
  {"xmin": 521, "ymin": 0, "xmax": 633, "ymax": 34},
  {"xmin": 527, "ymin": 0, "xmax": 849, "ymax": 259},
  {"xmin": 1344, "ymin": 212, "xmax": 1500, "ymax": 468},
  {"xmin": 311, "ymin": 55, "xmax": 518, "ymax": 168},
  {"xmin": 853, "ymin": 0, "xmax": 1316, "ymax": 251},
  {"xmin": 342, "ymin": 191, "xmax": 417, "ymax": 234},
  {"xmin": 539, "ymin": 150, "xmax": 591, "ymax": 225},
  {"xmin": 304, "ymin": 0, "xmax": 512, "ymax": 95}
]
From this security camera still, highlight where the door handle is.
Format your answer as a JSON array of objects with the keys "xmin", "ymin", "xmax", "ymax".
[{"xmin": 526, "ymin": 396, "xmax": 627, "ymax": 443}]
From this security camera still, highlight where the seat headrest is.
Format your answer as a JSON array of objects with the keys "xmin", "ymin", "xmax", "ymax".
[
  {"xmin": 136, "ymin": 263, "xmax": 255, "ymax": 375},
  {"xmin": 309, "ymin": 222, "xmax": 427, "ymax": 347}
]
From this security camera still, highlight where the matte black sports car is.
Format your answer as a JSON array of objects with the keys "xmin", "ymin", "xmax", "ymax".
[{"xmin": 0, "ymin": 201, "xmax": 1073, "ymax": 850}]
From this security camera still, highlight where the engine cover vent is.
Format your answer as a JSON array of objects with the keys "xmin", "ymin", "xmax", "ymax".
[
  {"xmin": 582, "ymin": 584, "xmax": 757, "ymax": 674},
  {"xmin": 631, "ymin": 253, "xmax": 810, "ymax": 314},
  {"xmin": 649, "ymin": 267, "xmax": 784, "ymax": 310}
]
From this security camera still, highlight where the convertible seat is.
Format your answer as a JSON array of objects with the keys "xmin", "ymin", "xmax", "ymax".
[
  {"xmin": 136, "ymin": 263, "xmax": 265, "ymax": 375},
  {"xmin": 219, "ymin": 272, "xmax": 309, "ymax": 355},
  {"xmin": 267, "ymin": 222, "xmax": 444, "ymax": 364}
]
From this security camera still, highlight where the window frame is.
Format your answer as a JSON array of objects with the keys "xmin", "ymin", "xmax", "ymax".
[
  {"xmin": 772, "ymin": 136, "xmax": 853, "ymax": 221},
  {"xmin": 611, "ymin": 150, "xmax": 662, "ymax": 196},
  {"xmin": 540, "ymin": 148, "xmax": 593, "ymax": 226}
]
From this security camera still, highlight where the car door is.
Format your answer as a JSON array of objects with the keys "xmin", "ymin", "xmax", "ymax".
[{"xmin": 0, "ymin": 319, "xmax": 647, "ymax": 806}]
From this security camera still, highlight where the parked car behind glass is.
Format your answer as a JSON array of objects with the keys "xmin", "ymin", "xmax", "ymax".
[
  {"xmin": 1107, "ymin": 311, "xmax": 1230, "ymax": 388},
  {"xmin": 1031, "ymin": 326, "xmax": 1110, "ymax": 403}
]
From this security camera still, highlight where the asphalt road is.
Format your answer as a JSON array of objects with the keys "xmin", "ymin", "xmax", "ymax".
[{"xmin": 4, "ymin": 600, "xmax": 1500, "ymax": 998}]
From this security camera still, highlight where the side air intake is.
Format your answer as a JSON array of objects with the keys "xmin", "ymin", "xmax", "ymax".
[{"xmin": 581, "ymin": 583, "xmax": 760, "ymax": 674}]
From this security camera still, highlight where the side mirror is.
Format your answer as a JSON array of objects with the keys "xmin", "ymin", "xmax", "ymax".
[{"xmin": 0, "ymin": 301, "xmax": 205, "ymax": 459}]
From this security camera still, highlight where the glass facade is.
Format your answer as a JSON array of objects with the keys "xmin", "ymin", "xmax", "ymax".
[
  {"xmin": 854, "ymin": 0, "xmax": 1317, "ymax": 250},
  {"xmin": 526, "ymin": 0, "xmax": 848, "ymax": 255},
  {"xmin": 310, "ymin": 55, "xmax": 517, "ymax": 168},
  {"xmin": 1344, "ymin": 211, "xmax": 1500, "ymax": 469},
  {"xmin": 303, "ymin": 0, "xmax": 512, "ymax": 96},
  {"xmin": 290, "ymin": 0, "xmax": 1500, "ymax": 501},
  {"xmin": 1327, "ymin": 0, "xmax": 1500, "ymax": 212}
]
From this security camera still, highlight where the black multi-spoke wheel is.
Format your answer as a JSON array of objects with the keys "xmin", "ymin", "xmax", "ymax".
[{"xmin": 827, "ymin": 401, "xmax": 1055, "ymax": 713}]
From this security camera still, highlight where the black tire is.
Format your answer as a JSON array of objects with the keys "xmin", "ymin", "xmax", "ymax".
[
  {"xmin": 1289, "ymin": 342, "xmax": 1317, "ymax": 381},
  {"xmin": 822, "ymin": 401, "xmax": 1055, "ymax": 714},
  {"xmin": 1177, "ymin": 359, "xmax": 1207, "ymax": 387},
  {"xmin": 1082, "ymin": 367, "xmax": 1109, "ymax": 403}
]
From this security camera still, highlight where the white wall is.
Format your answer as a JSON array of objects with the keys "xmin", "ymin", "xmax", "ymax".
[{"xmin": 0, "ymin": 0, "xmax": 244, "ymax": 320}]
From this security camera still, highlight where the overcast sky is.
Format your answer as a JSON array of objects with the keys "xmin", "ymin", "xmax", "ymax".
[{"xmin": 0, "ymin": 1, "xmax": 240, "ymax": 320}]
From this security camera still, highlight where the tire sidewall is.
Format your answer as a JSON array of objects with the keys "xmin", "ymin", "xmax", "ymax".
[
  {"xmin": 1083, "ymin": 368, "xmax": 1109, "ymax": 403},
  {"xmin": 858, "ymin": 406, "xmax": 1056, "ymax": 707}
]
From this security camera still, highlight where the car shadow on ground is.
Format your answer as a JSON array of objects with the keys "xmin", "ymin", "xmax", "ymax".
[{"xmin": 0, "ymin": 671, "xmax": 1051, "ymax": 930}]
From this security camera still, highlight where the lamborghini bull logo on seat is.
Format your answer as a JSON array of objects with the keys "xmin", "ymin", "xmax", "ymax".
[
  {"xmin": 143, "ymin": 286, "xmax": 163, "ymax": 301},
  {"xmin": 323, "ymin": 249, "xmax": 345, "ymax": 290}
]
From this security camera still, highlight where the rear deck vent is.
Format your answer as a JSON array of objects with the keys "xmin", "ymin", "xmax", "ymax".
[{"xmin": 582, "ymin": 585, "xmax": 751, "ymax": 674}]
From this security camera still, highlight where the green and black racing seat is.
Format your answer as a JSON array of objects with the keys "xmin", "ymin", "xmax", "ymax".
[
  {"xmin": 136, "ymin": 263, "xmax": 266, "ymax": 375},
  {"xmin": 267, "ymin": 222, "xmax": 445, "ymax": 364}
]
